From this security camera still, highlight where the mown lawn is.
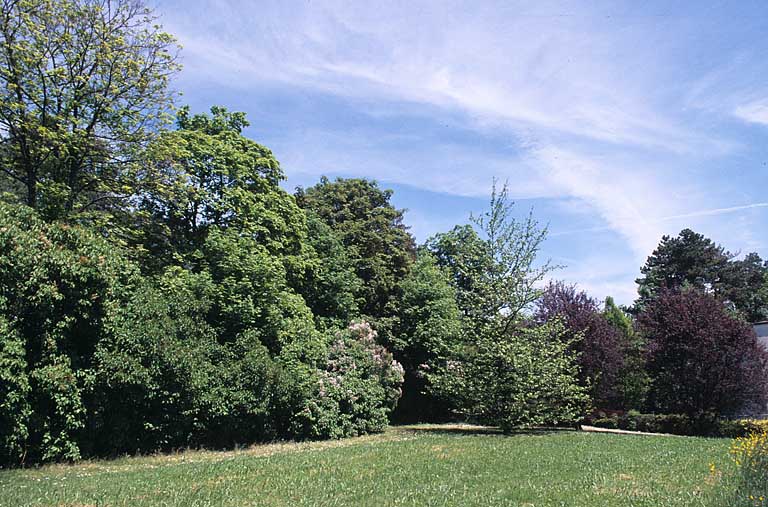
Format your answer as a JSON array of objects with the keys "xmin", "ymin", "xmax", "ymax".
[{"xmin": 0, "ymin": 425, "xmax": 737, "ymax": 507}]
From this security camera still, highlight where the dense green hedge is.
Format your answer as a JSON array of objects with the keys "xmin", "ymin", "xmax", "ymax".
[
  {"xmin": 0, "ymin": 203, "xmax": 404, "ymax": 466},
  {"xmin": 585, "ymin": 411, "xmax": 768, "ymax": 438}
]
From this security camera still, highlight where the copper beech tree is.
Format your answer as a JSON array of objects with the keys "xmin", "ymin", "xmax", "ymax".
[{"xmin": 639, "ymin": 288, "xmax": 768, "ymax": 418}]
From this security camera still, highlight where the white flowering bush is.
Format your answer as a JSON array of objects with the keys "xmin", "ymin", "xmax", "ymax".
[{"xmin": 289, "ymin": 321, "xmax": 404, "ymax": 439}]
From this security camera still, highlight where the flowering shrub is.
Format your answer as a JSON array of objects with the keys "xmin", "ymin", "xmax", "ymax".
[
  {"xmin": 725, "ymin": 420, "xmax": 768, "ymax": 438},
  {"xmin": 730, "ymin": 429, "xmax": 768, "ymax": 505},
  {"xmin": 289, "ymin": 321, "xmax": 404, "ymax": 439}
]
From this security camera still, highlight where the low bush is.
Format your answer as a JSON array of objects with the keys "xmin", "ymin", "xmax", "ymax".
[
  {"xmin": 721, "ymin": 420, "xmax": 768, "ymax": 439},
  {"xmin": 586, "ymin": 412, "xmax": 768, "ymax": 438},
  {"xmin": 730, "ymin": 429, "xmax": 768, "ymax": 504},
  {"xmin": 286, "ymin": 322, "xmax": 404, "ymax": 440}
]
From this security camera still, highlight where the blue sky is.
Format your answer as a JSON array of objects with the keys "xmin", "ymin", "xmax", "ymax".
[{"xmin": 156, "ymin": 0, "xmax": 768, "ymax": 305}]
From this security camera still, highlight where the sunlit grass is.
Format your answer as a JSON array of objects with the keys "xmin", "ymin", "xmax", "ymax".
[{"xmin": 0, "ymin": 425, "xmax": 736, "ymax": 507}]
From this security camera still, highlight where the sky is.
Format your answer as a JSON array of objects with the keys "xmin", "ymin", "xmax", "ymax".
[{"xmin": 155, "ymin": 0, "xmax": 768, "ymax": 305}]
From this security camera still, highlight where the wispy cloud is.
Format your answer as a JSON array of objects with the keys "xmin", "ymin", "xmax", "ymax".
[
  {"xmin": 734, "ymin": 99, "xmax": 768, "ymax": 126},
  {"xmin": 661, "ymin": 202, "xmax": 768, "ymax": 221},
  {"xmin": 164, "ymin": 0, "xmax": 714, "ymax": 152},
  {"xmin": 157, "ymin": 0, "xmax": 768, "ymax": 303}
]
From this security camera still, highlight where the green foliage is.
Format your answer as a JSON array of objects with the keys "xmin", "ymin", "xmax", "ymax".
[
  {"xmin": 636, "ymin": 229, "xmax": 731, "ymax": 310},
  {"xmin": 0, "ymin": 316, "xmax": 31, "ymax": 465},
  {"xmin": 94, "ymin": 274, "xmax": 282, "ymax": 452},
  {"xmin": 296, "ymin": 177, "xmax": 415, "ymax": 318},
  {"xmin": 0, "ymin": 0, "xmax": 180, "ymax": 219},
  {"xmin": 291, "ymin": 213, "xmax": 362, "ymax": 330},
  {"xmin": 587, "ymin": 413, "xmax": 768, "ymax": 438},
  {"xmin": 424, "ymin": 224, "xmax": 493, "ymax": 330},
  {"xmin": 603, "ymin": 296, "xmax": 650, "ymax": 410},
  {"xmin": 283, "ymin": 322, "xmax": 404, "ymax": 440},
  {"xmin": 387, "ymin": 251, "xmax": 462, "ymax": 421},
  {"xmin": 426, "ymin": 181, "xmax": 555, "ymax": 340},
  {"xmin": 719, "ymin": 253, "xmax": 768, "ymax": 323},
  {"xmin": 0, "ymin": 201, "xmax": 138, "ymax": 463},
  {"xmin": 430, "ymin": 320, "xmax": 590, "ymax": 431},
  {"xmin": 198, "ymin": 228, "xmax": 319, "ymax": 354},
  {"xmin": 135, "ymin": 106, "xmax": 305, "ymax": 271},
  {"xmin": 28, "ymin": 356, "xmax": 86, "ymax": 462},
  {"xmin": 636, "ymin": 229, "xmax": 768, "ymax": 321},
  {"xmin": 587, "ymin": 412, "xmax": 698, "ymax": 435}
]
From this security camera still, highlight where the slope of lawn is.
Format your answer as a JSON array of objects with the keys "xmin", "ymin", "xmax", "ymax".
[{"xmin": 0, "ymin": 425, "xmax": 736, "ymax": 507}]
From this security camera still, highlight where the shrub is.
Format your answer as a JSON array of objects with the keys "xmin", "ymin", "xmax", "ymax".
[
  {"xmin": 0, "ymin": 203, "xmax": 138, "ymax": 464},
  {"xmin": 285, "ymin": 322, "xmax": 404, "ymax": 440},
  {"xmin": 93, "ymin": 270, "xmax": 290, "ymax": 453},
  {"xmin": 535, "ymin": 282, "xmax": 626, "ymax": 409},
  {"xmin": 430, "ymin": 320, "xmax": 590, "ymax": 431},
  {"xmin": 0, "ymin": 316, "xmax": 31, "ymax": 466},
  {"xmin": 721, "ymin": 420, "xmax": 768, "ymax": 439},
  {"xmin": 730, "ymin": 429, "xmax": 768, "ymax": 502}
]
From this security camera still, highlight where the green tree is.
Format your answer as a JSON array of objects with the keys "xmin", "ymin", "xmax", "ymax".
[
  {"xmin": 0, "ymin": 314, "xmax": 31, "ymax": 466},
  {"xmin": 387, "ymin": 251, "xmax": 462, "ymax": 422},
  {"xmin": 635, "ymin": 229, "xmax": 731, "ymax": 310},
  {"xmin": 0, "ymin": 0, "xmax": 180, "ymax": 219},
  {"xmin": 136, "ymin": 106, "xmax": 304, "ymax": 270},
  {"xmin": 602, "ymin": 296, "xmax": 649, "ymax": 410},
  {"xmin": 718, "ymin": 252, "xmax": 768, "ymax": 322},
  {"xmin": 428, "ymin": 320, "xmax": 589, "ymax": 431},
  {"xmin": 426, "ymin": 181, "xmax": 555, "ymax": 339},
  {"xmin": 0, "ymin": 201, "xmax": 139, "ymax": 463},
  {"xmin": 295, "ymin": 177, "xmax": 415, "ymax": 318},
  {"xmin": 636, "ymin": 229, "xmax": 768, "ymax": 321},
  {"xmin": 424, "ymin": 224, "xmax": 493, "ymax": 329},
  {"xmin": 292, "ymin": 213, "xmax": 362, "ymax": 330}
]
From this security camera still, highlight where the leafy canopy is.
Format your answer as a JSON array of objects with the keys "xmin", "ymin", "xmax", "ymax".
[
  {"xmin": 0, "ymin": 0, "xmax": 180, "ymax": 219},
  {"xmin": 296, "ymin": 177, "xmax": 415, "ymax": 318}
]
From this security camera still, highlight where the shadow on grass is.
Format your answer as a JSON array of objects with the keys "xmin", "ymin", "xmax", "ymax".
[{"xmin": 393, "ymin": 424, "xmax": 578, "ymax": 437}]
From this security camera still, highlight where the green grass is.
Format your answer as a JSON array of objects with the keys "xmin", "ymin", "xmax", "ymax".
[{"xmin": 0, "ymin": 425, "xmax": 738, "ymax": 507}]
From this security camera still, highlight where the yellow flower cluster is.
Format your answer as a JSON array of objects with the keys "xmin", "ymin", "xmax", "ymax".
[
  {"xmin": 730, "ymin": 428, "xmax": 768, "ymax": 503},
  {"xmin": 734, "ymin": 419, "xmax": 768, "ymax": 437}
]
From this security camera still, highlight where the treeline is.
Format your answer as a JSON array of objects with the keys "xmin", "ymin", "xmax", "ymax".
[{"xmin": 1, "ymin": 0, "xmax": 768, "ymax": 467}]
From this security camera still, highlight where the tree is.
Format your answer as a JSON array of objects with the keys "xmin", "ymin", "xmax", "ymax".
[
  {"xmin": 534, "ymin": 282, "xmax": 625, "ymax": 408},
  {"xmin": 0, "ymin": 0, "xmax": 180, "ymax": 219},
  {"xmin": 639, "ymin": 289, "xmax": 768, "ymax": 418},
  {"xmin": 426, "ymin": 181, "xmax": 555, "ymax": 339},
  {"xmin": 291, "ymin": 213, "xmax": 362, "ymax": 330},
  {"xmin": 428, "ymin": 320, "xmax": 589, "ymax": 431},
  {"xmin": 636, "ymin": 229, "xmax": 768, "ymax": 321},
  {"xmin": 718, "ymin": 252, "xmax": 768, "ymax": 323},
  {"xmin": 424, "ymin": 224, "xmax": 493, "ymax": 330},
  {"xmin": 602, "ymin": 296, "xmax": 649, "ymax": 410},
  {"xmin": 423, "ymin": 182, "xmax": 586, "ymax": 428},
  {"xmin": 295, "ymin": 177, "xmax": 415, "ymax": 318},
  {"xmin": 135, "ymin": 106, "xmax": 304, "ymax": 270},
  {"xmin": 0, "ymin": 201, "xmax": 140, "ymax": 463},
  {"xmin": 636, "ymin": 229, "xmax": 732, "ymax": 309},
  {"xmin": 386, "ymin": 251, "xmax": 462, "ymax": 422}
]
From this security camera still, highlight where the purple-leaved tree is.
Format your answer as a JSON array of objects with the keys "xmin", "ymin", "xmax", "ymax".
[{"xmin": 639, "ymin": 289, "xmax": 768, "ymax": 418}]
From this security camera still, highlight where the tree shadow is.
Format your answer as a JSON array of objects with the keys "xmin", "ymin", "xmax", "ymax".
[{"xmin": 393, "ymin": 423, "xmax": 578, "ymax": 437}]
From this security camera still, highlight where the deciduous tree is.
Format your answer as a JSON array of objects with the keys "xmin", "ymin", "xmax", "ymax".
[
  {"xmin": 0, "ymin": 0, "xmax": 180, "ymax": 219},
  {"xmin": 639, "ymin": 289, "xmax": 768, "ymax": 418},
  {"xmin": 535, "ymin": 282, "xmax": 625, "ymax": 408}
]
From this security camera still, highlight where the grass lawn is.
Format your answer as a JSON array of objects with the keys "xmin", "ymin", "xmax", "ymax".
[{"xmin": 0, "ymin": 425, "xmax": 737, "ymax": 507}]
